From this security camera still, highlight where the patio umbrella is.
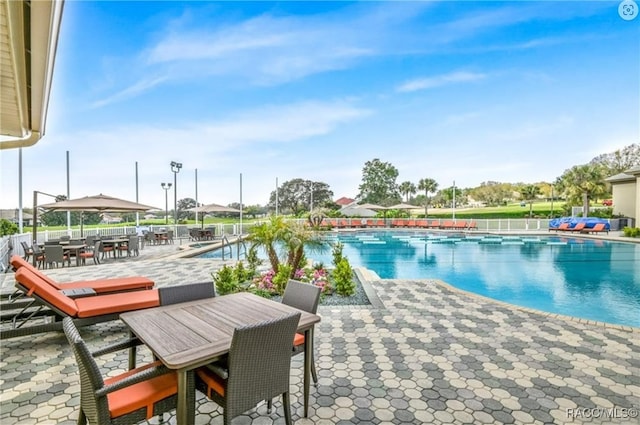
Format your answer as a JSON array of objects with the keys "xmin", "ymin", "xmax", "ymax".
[
  {"xmin": 356, "ymin": 203, "xmax": 387, "ymax": 211},
  {"xmin": 188, "ymin": 203, "xmax": 241, "ymax": 228},
  {"xmin": 38, "ymin": 194, "xmax": 158, "ymax": 238}
]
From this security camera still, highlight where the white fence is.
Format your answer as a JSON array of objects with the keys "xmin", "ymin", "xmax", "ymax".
[{"xmin": 0, "ymin": 218, "xmax": 567, "ymax": 272}]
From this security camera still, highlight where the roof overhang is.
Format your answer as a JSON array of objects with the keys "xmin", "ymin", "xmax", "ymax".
[{"xmin": 0, "ymin": 0, "xmax": 64, "ymax": 150}]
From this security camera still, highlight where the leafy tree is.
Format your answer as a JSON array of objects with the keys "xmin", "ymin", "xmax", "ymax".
[
  {"xmin": 247, "ymin": 215, "xmax": 289, "ymax": 273},
  {"xmin": 243, "ymin": 204, "xmax": 266, "ymax": 218},
  {"xmin": 417, "ymin": 178, "xmax": 438, "ymax": 217},
  {"xmin": 177, "ymin": 197, "xmax": 196, "ymax": 221},
  {"xmin": 520, "ymin": 184, "xmax": 541, "ymax": 218},
  {"xmin": 469, "ymin": 182, "xmax": 514, "ymax": 206},
  {"xmin": 555, "ymin": 164, "xmax": 608, "ymax": 217},
  {"xmin": 267, "ymin": 179, "xmax": 332, "ymax": 215},
  {"xmin": 439, "ymin": 186, "xmax": 464, "ymax": 208},
  {"xmin": 399, "ymin": 181, "xmax": 417, "ymax": 203},
  {"xmin": 589, "ymin": 143, "xmax": 640, "ymax": 175},
  {"xmin": 357, "ymin": 158, "xmax": 401, "ymax": 205}
]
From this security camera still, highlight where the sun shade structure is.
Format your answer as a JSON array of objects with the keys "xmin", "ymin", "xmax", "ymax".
[
  {"xmin": 388, "ymin": 203, "xmax": 418, "ymax": 210},
  {"xmin": 188, "ymin": 203, "xmax": 241, "ymax": 213},
  {"xmin": 0, "ymin": 0, "xmax": 64, "ymax": 149},
  {"xmin": 36, "ymin": 194, "xmax": 159, "ymax": 243},
  {"xmin": 39, "ymin": 194, "xmax": 158, "ymax": 212},
  {"xmin": 356, "ymin": 203, "xmax": 388, "ymax": 210}
]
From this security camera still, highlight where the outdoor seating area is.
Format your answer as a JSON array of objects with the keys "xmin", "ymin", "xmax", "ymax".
[{"xmin": 0, "ymin": 250, "xmax": 637, "ymax": 424}]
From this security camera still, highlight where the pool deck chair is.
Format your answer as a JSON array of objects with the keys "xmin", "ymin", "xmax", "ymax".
[
  {"xmin": 582, "ymin": 223, "xmax": 609, "ymax": 234},
  {"xmin": 568, "ymin": 223, "xmax": 586, "ymax": 232},
  {"xmin": 10, "ymin": 256, "xmax": 154, "ymax": 294},
  {"xmin": 2, "ymin": 267, "xmax": 160, "ymax": 340},
  {"xmin": 549, "ymin": 222, "xmax": 570, "ymax": 232}
]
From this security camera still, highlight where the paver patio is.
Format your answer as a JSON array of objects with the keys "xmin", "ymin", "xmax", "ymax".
[{"xmin": 1, "ymin": 241, "xmax": 638, "ymax": 424}]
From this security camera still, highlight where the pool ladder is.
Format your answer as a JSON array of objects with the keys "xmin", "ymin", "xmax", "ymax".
[{"xmin": 219, "ymin": 235, "xmax": 248, "ymax": 261}]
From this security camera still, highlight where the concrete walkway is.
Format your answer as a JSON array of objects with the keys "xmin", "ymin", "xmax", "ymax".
[{"xmin": 1, "ymin": 238, "xmax": 638, "ymax": 424}]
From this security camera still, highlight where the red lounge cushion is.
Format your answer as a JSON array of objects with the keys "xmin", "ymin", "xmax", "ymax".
[
  {"xmin": 14, "ymin": 268, "xmax": 78, "ymax": 316},
  {"xmin": 196, "ymin": 366, "xmax": 226, "ymax": 397},
  {"xmin": 74, "ymin": 289, "xmax": 159, "ymax": 318},
  {"xmin": 11, "ymin": 256, "xmax": 60, "ymax": 288},
  {"xmin": 105, "ymin": 361, "xmax": 177, "ymax": 420}
]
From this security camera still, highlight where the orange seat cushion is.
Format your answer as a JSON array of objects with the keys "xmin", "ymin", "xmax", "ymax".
[
  {"xmin": 58, "ymin": 277, "xmax": 155, "ymax": 294},
  {"xmin": 196, "ymin": 367, "xmax": 225, "ymax": 397},
  {"xmin": 11, "ymin": 256, "xmax": 60, "ymax": 287},
  {"xmin": 15, "ymin": 268, "xmax": 78, "ymax": 316},
  {"xmin": 74, "ymin": 289, "xmax": 159, "ymax": 318},
  {"xmin": 105, "ymin": 361, "xmax": 177, "ymax": 420},
  {"xmin": 293, "ymin": 332, "xmax": 305, "ymax": 347}
]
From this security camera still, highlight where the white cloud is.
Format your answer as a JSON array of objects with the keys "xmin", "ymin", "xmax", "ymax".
[{"xmin": 397, "ymin": 71, "xmax": 487, "ymax": 93}]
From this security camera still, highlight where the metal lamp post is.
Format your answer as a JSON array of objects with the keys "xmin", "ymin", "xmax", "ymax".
[
  {"xmin": 161, "ymin": 183, "xmax": 172, "ymax": 224},
  {"xmin": 170, "ymin": 161, "xmax": 182, "ymax": 224}
]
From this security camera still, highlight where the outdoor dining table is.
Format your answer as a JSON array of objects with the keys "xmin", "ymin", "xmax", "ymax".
[
  {"xmin": 62, "ymin": 244, "xmax": 87, "ymax": 266},
  {"xmin": 120, "ymin": 292, "xmax": 321, "ymax": 425},
  {"xmin": 99, "ymin": 237, "xmax": 129, "ymax": 258}
]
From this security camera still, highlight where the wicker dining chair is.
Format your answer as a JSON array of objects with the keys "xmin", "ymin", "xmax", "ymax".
[
  {"xmin": 20, "ymin": 241, "xmax": 33, "ymax": 261},
  {"xmin": 43, "ymin": 245, "xmax": 71, "ymax": 268},
  {"xmin": 281, "ymin": 279, "xmax": 321, "ymax": 385},
  {"xmin": 62, "ymin": 317, "xmax": 180, "ymax": 425},
  {"xmin": 79, "ymin": 241, "xmax": 101, "ymax": 265},
  {"xmin": 195, "ymin": 312, "xmax": 301, "ymax": 425}
]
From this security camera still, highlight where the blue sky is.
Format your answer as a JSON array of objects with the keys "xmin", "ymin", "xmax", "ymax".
[{"xmin": 1, "ymin": 1, "xmax": 638, "ymax": 210}]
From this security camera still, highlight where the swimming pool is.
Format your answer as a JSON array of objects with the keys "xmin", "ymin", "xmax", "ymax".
[{"xmin": 200, "ymin": 231, "xmax": 640, "ymax": 328}]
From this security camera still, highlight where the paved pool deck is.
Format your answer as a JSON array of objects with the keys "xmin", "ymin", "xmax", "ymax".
[{"xmin": 1, "ymin": 235, "xmax": 638, "ymax": 424}]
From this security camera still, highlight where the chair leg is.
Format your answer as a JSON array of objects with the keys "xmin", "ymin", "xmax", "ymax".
[
  {"xmin": 282, "ymin": 392, "xmax": 293, "ymax": 425},
  {"xmin": 77, "ymin": 408, "xmax": 87, "ymax": 425},
  {"xmin": 267, "ymin": 398, "xmax": 272, "ymax": 413}
]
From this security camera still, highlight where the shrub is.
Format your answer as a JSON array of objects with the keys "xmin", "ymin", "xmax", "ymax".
[
  {"xmin": 212, "ymin": 265, "xmax": 239, "ymax": 295},
  {"xmin": 333, "ymin": 258, "xmax": 355, "ymax": 296},
  {"xmin": 332, "ymin": 242, "xmax": 344, "ymax": 267},
  {"xmin": 273, "ymin": 264, "xmax": 292, "ymax": 295},
  {"xmin": 623, "ymin": 227, "xmax": 640, "ymax": 238},
  {"xmin": 245, "ymin": 245, "xmax": 263, "ymax": 276},
  {"xmin": 0, "ymin": 219, "xmax": 18, "ymax": 236}
]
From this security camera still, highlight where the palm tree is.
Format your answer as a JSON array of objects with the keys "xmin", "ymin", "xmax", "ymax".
[
  {"xmin": 246, "ymin": 215, "xmax": 288, "ymax": 273},
  {"xmin": 417, "ymin": 178, "xmax": 438, "ymax": 217},
  {"xmin": 520, "ymin": 184, "xmax": 541, "ymax": 218},
  {"xmin": 556, "ymin": 164, "xmax": 608, "ymax": 217},
  {"xmin": 399, "ymin": 181, "xmax": 417, "ymax": 203}
]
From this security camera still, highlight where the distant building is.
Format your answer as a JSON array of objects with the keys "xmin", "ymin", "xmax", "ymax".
[
  {"xmin": 335, "ymin": 197, "xmax": 355, "ymax": 206},
  {"xmin": 100, "ymin": 214, "xmax": 123, "ymax": 224},
  {"xmin": 0, "ymin": 209, "xmax": 35, "ymax": 226},
  {"xmin": 605, "ymin": 165, "xmax": 639, "ymax": 223}
]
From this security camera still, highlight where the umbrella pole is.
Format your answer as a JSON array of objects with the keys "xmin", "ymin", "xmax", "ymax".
[{"xmin": 80, "ymin": 212, "xmax": 84, "ymax": 237}]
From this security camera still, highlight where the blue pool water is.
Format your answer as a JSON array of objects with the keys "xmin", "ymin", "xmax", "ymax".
[{"xmin": 200, "ymin": 232, "xmax": 640, "ymax": 327}]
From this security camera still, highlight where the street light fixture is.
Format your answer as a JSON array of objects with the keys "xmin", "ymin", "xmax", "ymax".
[
  {"xmin": 161, "ymin": 183, "xmax": 172, "ymax": 224},
  {"xmin": 170, "ymin": 161, "xmax": 182, "ymax": 224}
]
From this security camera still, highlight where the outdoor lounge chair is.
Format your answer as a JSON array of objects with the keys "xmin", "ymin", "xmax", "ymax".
[
  {"xmin": 63, "ymin": 317, "xmax": 179, "ymax": 425},
  {"xmin": 2, "ymin": 267, "xmax": 160, "ymax": 340},
  {"xmin": 568, "ymin": 223, "xmax": 586, "ymax": 232},
  {"xmin": 10, "ymin": 256, "xmax": 154, "ymax": 294},
  {"xmin": 195, "ymin": 312, "xmax": 301, "ymax": 425},
  {"xmin": 582, "ymin": 223, "xmax": 609, "ymax": 234},
  {"xmin": 549, "ymin": 222, "xmax": 570, "ymax": 232}
]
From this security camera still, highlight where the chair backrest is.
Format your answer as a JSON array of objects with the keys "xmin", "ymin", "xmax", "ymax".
[
  {"xmin": 85, "ymin": 235, "xmax": 96, "ymax": 247},
  {"xmin": 60, "ymin": 235, "xmax": 71, "ymax": 242},
  {"xmin": 63, "ymin": 317, "xmax": 109, "ymax": 425},
  {"xmin": 128, "ymin": 235, "xmax": 139, "ymax": 249},
  {"xmin": 20, "ymin": 241, "xmax": 32, "ymax": 253},
  {"xmin": 282, "ymin": 279, "xmax": 322, "ymax": 314},
  {"xmin": 226, "ymin": 312, "xmax": 301, "ymax": 419},
  {"xmin": 44, "ymin": 245, "xmax": 65, "ymax": 264},
  {"xmin": 158, "ymin": 282, "xmax": 215, "ymax": 305},
  {"xmin": 10, "ymin": 255, "xmax": 59, "ymax": 288}
]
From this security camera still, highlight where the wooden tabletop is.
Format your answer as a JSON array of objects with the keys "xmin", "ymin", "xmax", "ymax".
[{"xmin": 120, "ymin": 292, "xmax": 321, "ymax": 370}]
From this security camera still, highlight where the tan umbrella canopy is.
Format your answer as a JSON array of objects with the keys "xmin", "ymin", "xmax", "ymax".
[
  {"xmin": 36, "ymin": 194, "xmax": 159, "ymax": 245},
  {"xmin": 388, "ymin": 203, "xmax": 417, "ymax": 210},
  {"xmin": 188, "ymin": 203, "xmax": 241, "ymax": 228},
  {"xmin": 39, "ymin": 194, "xmax": 158, "ymax": 212},
  {"xmin": 188, "ymin": 203, "xmax": 241, "ymax": 213},
  {"xmin": 357, "ymin": 203, "xmax": 387, "ymax": 210}
]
